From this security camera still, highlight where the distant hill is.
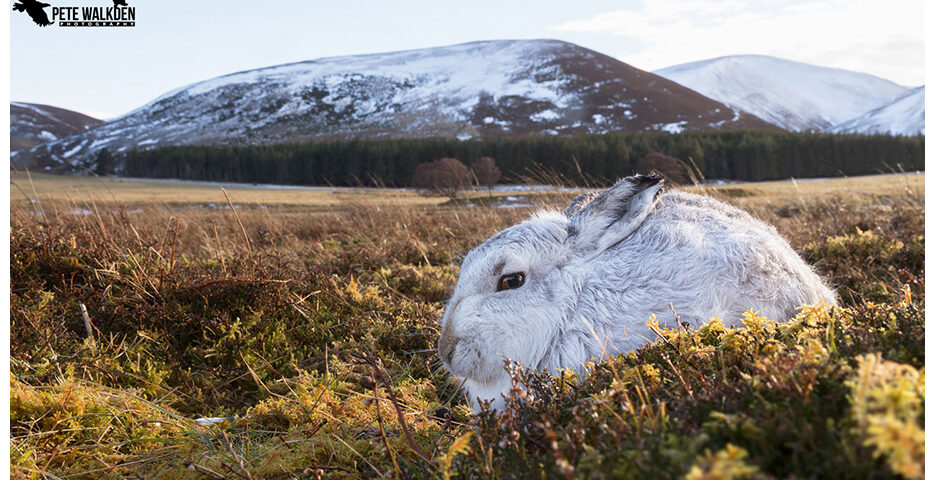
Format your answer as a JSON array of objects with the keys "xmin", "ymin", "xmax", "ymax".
[
  {"xmin": 832, "ymin": 87, "xmax": 924, "ymax": 136},
  {"xmin": 14, "ymin": 39, "xmax": 774, "ymax": 169},
  {"xmin": 11, "ymin": 102, "xmax": 102, "ymax": 152},
  {"xmin": 654, "ymin": 55, "xmax": 911, "ymax": 131}
]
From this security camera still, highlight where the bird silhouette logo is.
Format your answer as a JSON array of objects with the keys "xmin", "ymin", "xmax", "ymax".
[
  {"xmin": 113, "ymin": 0, "xmax": 128, "ymax": 5},
  {"xmin": 13, "ymin": 0, "xmax": 52, "ymax": 26}
]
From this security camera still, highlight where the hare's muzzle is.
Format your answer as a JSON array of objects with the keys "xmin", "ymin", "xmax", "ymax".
[{"xmin": 438, "ymin": 322, "xmax": 457, "ymax": 365}]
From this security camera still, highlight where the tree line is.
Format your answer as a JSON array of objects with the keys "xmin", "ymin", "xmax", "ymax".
[{"xmin": 113, "ymin": 131, "xmax": 924, "ymax": 187}]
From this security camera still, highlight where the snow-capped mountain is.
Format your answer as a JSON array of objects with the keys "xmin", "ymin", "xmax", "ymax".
[
  {"xmin": 11, "ymin": 102, "xmax": 101, "ymax": 152},
  {"xmin": 832, "ymin": 87, "xmax": 924, "ymax": 136},
  {"xmin": 15, "ymin": 40, "xmax": 773, "ymax": 168},
  {"xmin": 654, "ymin": 55, "xmax": 910, "ymax": 131}
]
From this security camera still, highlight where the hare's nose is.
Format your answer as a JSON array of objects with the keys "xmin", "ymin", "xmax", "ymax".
[
  {"xmin": 438, "ymin": 322, "xmax": 458, "ymax": 364},
  {"xmin": 439, "ymin": 337, "xmax": 456, "ymax": 364}
]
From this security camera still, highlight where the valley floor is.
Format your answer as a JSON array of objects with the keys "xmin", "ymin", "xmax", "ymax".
[{"xmin": 10, "ymin": 170, "xmax": 924, "ymax": 209}]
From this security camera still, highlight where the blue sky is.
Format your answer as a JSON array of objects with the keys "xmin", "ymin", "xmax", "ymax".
[{"xmin": 10, "ymin": 0, "xmax": 925, "ymax": 119}]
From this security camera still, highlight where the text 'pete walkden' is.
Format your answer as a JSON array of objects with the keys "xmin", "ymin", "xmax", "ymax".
[{"xmin": 52, "ymin": 6, "xmax": 135, "ymax": 27}]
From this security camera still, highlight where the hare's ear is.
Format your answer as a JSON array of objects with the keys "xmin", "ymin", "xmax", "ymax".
[
  {"xmin": 562, "ymin": 192, "xmax": 599, "ymax": 217},
  {"xmin": 566, "ymin": 175, "xmax": 663, "ymax": 254}
]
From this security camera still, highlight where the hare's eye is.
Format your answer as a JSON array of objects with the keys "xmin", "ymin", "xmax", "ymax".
[{"xmin": 497, "ymin": 273, "xmax": 525, "ymax": 292}]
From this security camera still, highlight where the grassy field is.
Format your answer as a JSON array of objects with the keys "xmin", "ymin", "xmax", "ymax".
[
  {"xmin": 10, "ymin": 172, "xmax": 924, "ymax": 479},
  {"xmin": 10, "ymin": 172, "xmax": 447, "ymax": 209},
  {"xmin": 11, "ymin": 170, "xmax": 923, "ymax": 209}
]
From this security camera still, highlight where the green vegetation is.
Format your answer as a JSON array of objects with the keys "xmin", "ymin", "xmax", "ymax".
[
  {"xmin": 10, "ymin": 175, "xmax": 924, "ymax": 478},
  {"xmin": 116, "ymin": 131, "xmax": 924, "ymax": 186}
]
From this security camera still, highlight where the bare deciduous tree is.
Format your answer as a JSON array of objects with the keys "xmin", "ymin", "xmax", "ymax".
[
  {"xmin": 471, "ymin": 156, "xmax": 501, "ymax": 193},
  {"xmin": 411, "ymin": 157, "xmax": 473, "ymax": 199}
]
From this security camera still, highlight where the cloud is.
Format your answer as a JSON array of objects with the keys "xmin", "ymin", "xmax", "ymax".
[
  {"xmin": 801, "ymin": 38, "xmax": 925, "ymax": 87},
  {"xmin": 550, "ymin": 0, "xmax": 924, "ymax": 85},
  {"xmin": 553, "ymin": 0, "xmax": 788, "ymax": 33}
]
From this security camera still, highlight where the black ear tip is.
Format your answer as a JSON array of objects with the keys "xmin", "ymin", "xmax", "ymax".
[{"xmin": 627, "ymin": 174, "xmax": 664, "ymax": 186}]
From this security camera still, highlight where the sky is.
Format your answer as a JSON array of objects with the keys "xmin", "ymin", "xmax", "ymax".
[{"xmin": 10, "ymin": 0, "xmax": 925, "ymax": 119}]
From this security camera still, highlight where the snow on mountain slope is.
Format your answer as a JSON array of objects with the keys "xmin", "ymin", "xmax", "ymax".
[
  {"xmin": 10, "ymin": 102, "xmax": 102, "ymax": 152},
  {"xmin": 832, "ymin": 87, "xmax": 924, "ymax": 136},
  {"xmin": 654, "ymin": 55, "xmax": 909, "ymax": 131},
  {"xmin": 15, "ymin": 40, "xmax": 773, "ymax": 169}
]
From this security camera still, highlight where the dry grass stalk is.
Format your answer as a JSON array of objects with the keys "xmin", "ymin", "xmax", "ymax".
[{"xmin": 221, "ymin": 187, "xmax": 254, "ymax": 263}]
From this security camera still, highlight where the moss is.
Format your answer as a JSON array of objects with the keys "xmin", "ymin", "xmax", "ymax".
[
  {"xmin": 847, "ymin": 353, "xmax": 924, "ymax": 479},
  {"xmin": 805, "ymin": 227, "xmax": 924, "ymax": 303}
]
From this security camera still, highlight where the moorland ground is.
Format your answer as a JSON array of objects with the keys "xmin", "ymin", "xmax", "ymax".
[{"xmin": 10, "ymin": 171, "xmax": 924, "ymax": 479}]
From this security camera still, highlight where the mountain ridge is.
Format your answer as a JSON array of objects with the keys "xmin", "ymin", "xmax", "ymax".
[
  {"xmin": 654, "ymin": 55, "xmax": 912, "ymax": 131},
  {"xmin": 832, "ymin": 86, "xmax": 924, "ymax": 136},
  {"xmin": 14, "ymin": 39, "xmax": 774, "ymax": 169},
  {"xmin": 11, "ymin": 102, "xmax": 102, "ymax": 152}
]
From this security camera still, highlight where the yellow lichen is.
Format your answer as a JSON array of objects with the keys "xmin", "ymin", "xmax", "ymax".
[
  {"xmin": 685, "ymin": 443, "xmax": 760, "ymax": 480},
  {"xmin": 847, "ymin": 353, "xmax": 924, "ymax": 479}
]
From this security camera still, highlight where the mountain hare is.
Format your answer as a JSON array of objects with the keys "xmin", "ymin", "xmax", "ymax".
[{"xmin": 439, "ymin": 175, "xmax": 835, "ymax": 409}]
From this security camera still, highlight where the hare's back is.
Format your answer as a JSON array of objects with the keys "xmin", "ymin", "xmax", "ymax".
[{"xmin": 648, "ymin": 190, "xmax": 833, "ymax": 318}]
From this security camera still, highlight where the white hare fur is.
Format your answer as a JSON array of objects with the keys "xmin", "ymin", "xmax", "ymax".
[{"xmin": 438, "ymin": 175, "xmax": 836, "ymax": 410}]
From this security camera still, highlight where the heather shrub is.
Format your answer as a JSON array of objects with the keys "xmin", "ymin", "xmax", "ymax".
[{"xmin": 9, "ymin": 180, "xmax": 924, "ymax": 478}]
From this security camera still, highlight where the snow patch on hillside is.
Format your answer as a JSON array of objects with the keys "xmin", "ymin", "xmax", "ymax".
[
  {"xmin": 655, "ymin": 55, "xmax": 909, "ymax": 131},
  {"xmin": 832, "ymin": 87, "xmax": 924, "ymax": 136},
  {"xmin": 15, "ymin": 40, "xmax": 768, "ymax": 167}
]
